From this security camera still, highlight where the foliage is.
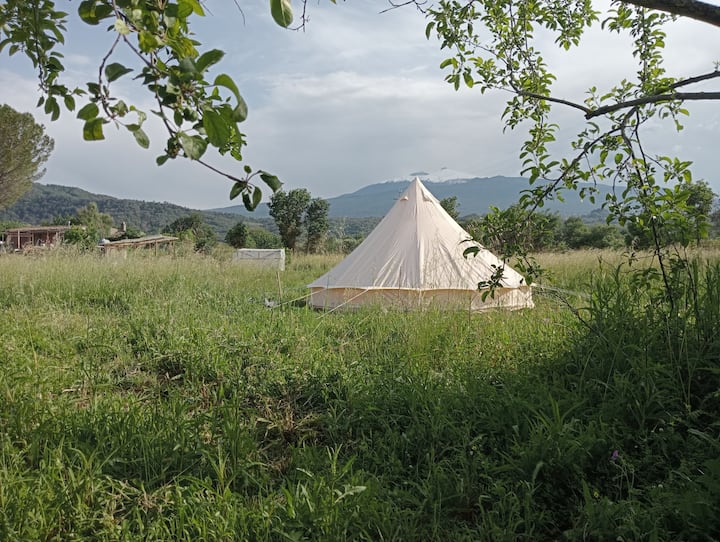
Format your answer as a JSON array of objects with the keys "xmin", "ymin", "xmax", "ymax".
[
  {"xmin": 0, "ymin": 183, "xmax": 244, "ymax": 238},
  {"xmin": 440, "ymin": 195, "xmax": 460, "ymax": 220},
  {"xmin": 305, "ymin": 197, "xmax": 330, "ymax": 253},
  {"xmin": 62, "ymin": 225, "xmax": 96, "ymax": 250},
  {"xmin": 560, "ymin": 216, "xmax": 625, "ymax": 250},
  {"xmin": 0, "ymin": 104, "xmax": 54, "ymax": 210},
  {"xmin": 111, "ymin": 224, "xmax": 145, "ymax": 240},
  {"xmin": 0, "ymin": 219, "xmax": 23, "ymax": 232},
  {"xmin": 268, "ymin": 188, "xmax": 312, "ymax": 251},
  {"xmin": 0, "ymin": 251, "xmax": 719, "ymax": 539},
  {"xmin": 685, "ymin": 180, "xmax": 716, "ymax": 242},
  {"xmin": 0, "ymin": 0, "xmax": 291, "ymax": 205},
  {"xmin": 225, "ymin": 220, "xmax": 249, "ymax": 249},
  {"xmin": 76, "ymin": 202, "xmax": 114, "ymax": 238},
  {"xmin": 624, "ymin": 180, "xmax": 717, "ymax": 249},
  {"xmin": 466, "ymin": 204, "xmax": 561, "ymax": 258},
  {"xmin": 59, "ymin": 202, "xmax": 113, "ymax": 249},
  {"xmin": 425, "ymin": 0, "xmax": 720, "ymax": 310},
  {"xmin": 247, "ymin": 226, "xmax": 282, "ymax": 249},
  {"xmin": 163, "ymin": 212, "xmax": 216, "ymax": 252}
]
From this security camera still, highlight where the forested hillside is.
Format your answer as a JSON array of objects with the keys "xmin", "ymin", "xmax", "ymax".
[{"xmin": 0, "ymin": 183, "xmax": 260, "ymax": 236}]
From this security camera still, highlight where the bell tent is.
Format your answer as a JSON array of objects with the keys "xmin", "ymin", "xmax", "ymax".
[{"xmin": 308, "ymin": 178, "xmax": 533, "ymax": 311}]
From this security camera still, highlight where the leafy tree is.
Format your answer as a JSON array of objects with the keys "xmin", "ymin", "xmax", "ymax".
[
  {"xmin": 686, "ymin": 180, "xmax": 716, "ymax": 243},
  {"xmin": 268, "ymin": 188, "xmax": 312, "ymax": 250},
  {"xmin": 466, "ymin": 205, "xmax": 561, "ymax": 257},
  {"xmin": 625, "ymin": 180, "xmax": 716, "ymax": 248},
  {"xmin": 0, "ymin": 104, "xmax": 54, "ymax": 210},
  {"xmin": 163, "ymin": 213, "xmax": 216, "ymax": 252},
  {"xmin": 305, "ymin": 197, "xmax": 330, "ymax": 253},
  {"xmin": 225, "ymin": 221, "xmax": 249, "ymax": 249},
  {"xmin": 62, "ymin": 226, "xmax": 97, "ymax": 250},
  {"xmin": 584, "ymin": 223, "xmax": 624, "ymax": 249},
  {"xmin": 560, "ymin": 217, "xmax": 591, "ymax": 250},
  {"xmin": 558, "ymin": 216, "xmax": 623, "ymax": 249},
  {"xmin": 76, "ymin": 202, "xmax": 113, "ymax": 238},
  {"xmin": 0, "ymin": 0, "xmax": 292, "ymax": 206},
  {"xmin": 247, "ymin": 227, "xmax": 282, "ymax": 249},
  {"xmin": 423, "ymin": 0, "xmax": 720, "ymax": 306},
  {"xmin": 440, "ymin": 196, "xmax": 460, "ymax": 221}
]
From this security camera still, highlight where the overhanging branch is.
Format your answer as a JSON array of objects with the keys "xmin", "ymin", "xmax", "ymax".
[
  {"xmin": 621, "ymin": 0, "xmax": 720, "ymax": 28},
  {"xmin": 587, "ymin": 91, "xmax": 720, "ymax": 118}
]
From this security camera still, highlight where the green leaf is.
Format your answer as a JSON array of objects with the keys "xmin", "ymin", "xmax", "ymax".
[
  {"xmin": 83, "ymin": 118, "xmax": 105, "ymax": 140},
  {"xmin": 157, "ymin": 155, "xmax": 170, "ymax": 166},
  {"xmin": 202, "ymin": 109, "xmax": 231, "ymax": 147},
  {"xmin": 178, "ymin": 133, "xmax": 207, "ymax": 160},
  {"xmin": 270, "ymin": 0, "xmax": 293, "ymax": 28},
  {"xmin": 130, "ymin": 127, "xmax": 150, "ymax": 149},
  {"xmin": 64, "ymin": 95, "xmax": 76, "ymax": 111},
  {"xmin": 44, "ymin": 97, "xmax": 60, "ymax": 121},
  {"xmin": 139, "ymin": 30, "xmax": 160, "ymax": 52},
  {"xmin": 463, "ymin": 71, "xmax": 474, "ymax": 88},
  {"xmin": 178, "ymin": 0, "xmax": 205, "ymax": 16},
  {"xmin": 214, "ymin": 74, "xmax": 240, "ymax": 102},
  {"xmin": 260, "ymin": 171, "xmax": 282, "ymax": 192},
  {"xmin": 252, "ymin": 185, "xmax": 262, "ymax": 208},
  {"xmin": 196, "ymin": 49, "xmax": 225, "ymax": 73},
  {"xmin": 214, "ymin": 74, "xmax": 248, "ymax": 121},
  {"xmin": 425, "ymin": 21, "xmax": 435, "ymax": 40},
  {"xmin": 230, "ymin": 181, "xmax": 247, "ymax": 200},
  {"xmin": 463, "ymin": 246, "xmax": 480, "ymax": 258},
  {"xmin": 78, "ymin": 0, "xmax": 100, "ymax": 24},
  {"xmin": 233, "ymin": 96, "xmax": 248, "ymax": 122},
  {"xmin": 105, "ymin": 62, "xmax": 133, "ymax": 82},
  {"xmin": 242, "ymin": 187, "xmax": 263, "ymax": 211},
  {"xmin": 77, "ymin": 102, "xmax": 99, "ymax": 121}
]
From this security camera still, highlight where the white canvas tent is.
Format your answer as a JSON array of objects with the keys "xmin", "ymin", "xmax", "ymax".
[{"xmin": 308, "ymin": 178, "xmax": 533, "ymax": 311}]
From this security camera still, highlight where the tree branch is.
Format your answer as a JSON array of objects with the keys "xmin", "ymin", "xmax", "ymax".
[
  {"xmin": 621, "ymin": 0, "xmax": 720, "ymax": 28},
  {"xmin": 669, "ymin": 68, "xmax": 720, "ymax": 89},
  {"xmin": 587, "ymin": 91, "xmax": 720, "ymax": 118},
  {"xmin": 516, "ymin": 90, "xmax": 592, "ymax": 114}
]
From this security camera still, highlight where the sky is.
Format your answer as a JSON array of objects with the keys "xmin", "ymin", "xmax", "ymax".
[{"xmin": 2, "ymin": 1, "xmax": 720, "ymax": 210}]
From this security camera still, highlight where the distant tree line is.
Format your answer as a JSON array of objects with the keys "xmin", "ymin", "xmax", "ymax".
[
  {"xmin": 466, "ymin": 180, "xmax": 718, "ymax": 253},
  {"xmin": 3, "ymin": 179, "xmax": 717, "ymax": 256}
]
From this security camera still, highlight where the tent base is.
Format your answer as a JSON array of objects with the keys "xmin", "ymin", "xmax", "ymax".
[{"xmin": 309, "ymin": 287, "xmax": 533, "ymax": 312}]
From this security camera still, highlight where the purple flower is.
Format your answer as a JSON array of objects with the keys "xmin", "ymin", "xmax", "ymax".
[{"xmin": 610, "ymin": 450, "xmax": 619, "ymax": 462}]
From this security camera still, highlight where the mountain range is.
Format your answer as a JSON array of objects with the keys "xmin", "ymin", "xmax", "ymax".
[
  {"xmin": 212, "ymin": 175, "xmax": 612, "ymax": 218},
  {"xmin": 1, "ymin": 174, "xmax": 611, "ymax": 237}
]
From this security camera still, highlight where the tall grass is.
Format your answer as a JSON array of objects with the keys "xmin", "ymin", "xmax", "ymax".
[{"xmin": 1, "ymin": 250, "xmax": 718, "ymax": 540}]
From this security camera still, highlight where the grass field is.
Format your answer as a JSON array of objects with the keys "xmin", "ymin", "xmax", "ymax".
[{"xmin": 1, "ymin": 249, "xmax": 718, "ymax": 540}]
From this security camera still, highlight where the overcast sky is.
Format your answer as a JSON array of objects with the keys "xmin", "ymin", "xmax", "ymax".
[{"xmin": 2, "ymin": 1, "xmax": 720, "ymax": 209}]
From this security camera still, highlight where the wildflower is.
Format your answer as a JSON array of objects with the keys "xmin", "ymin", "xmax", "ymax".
[{"xmin": 610, "ymin": 450, "xmax": 619, "ymax": 462}]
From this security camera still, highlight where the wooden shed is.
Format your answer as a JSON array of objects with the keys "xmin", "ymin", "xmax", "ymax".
[{"xmin": 3, "ymin": 226, "xmax": 79, "ymax": 251}]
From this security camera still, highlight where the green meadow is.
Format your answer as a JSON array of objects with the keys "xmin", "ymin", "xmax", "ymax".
[{"xmin": 1, "ymin": 249, "xmax": 718, "ymax": 541}]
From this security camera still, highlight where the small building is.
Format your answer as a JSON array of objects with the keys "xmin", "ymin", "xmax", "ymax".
[
  {"xmin": 3, "ymin": 226, "xmax": 79, "ymax": 251},
  {"xmin": 232, "ymin": 248, "xmax": 286, "ymax": 270},
  {"xmin": 99, "ymin": 235, "xmax": 179, "ymax": 256}
]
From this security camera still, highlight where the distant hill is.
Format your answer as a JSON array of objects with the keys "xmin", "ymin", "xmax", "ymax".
[
  {"xmin": 0, "ymin": 184, "xmax": 255, "ymax": 237},
  {"xmin": 212, "ymin": 176, "xmax": 613, "ymax": 218}
]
